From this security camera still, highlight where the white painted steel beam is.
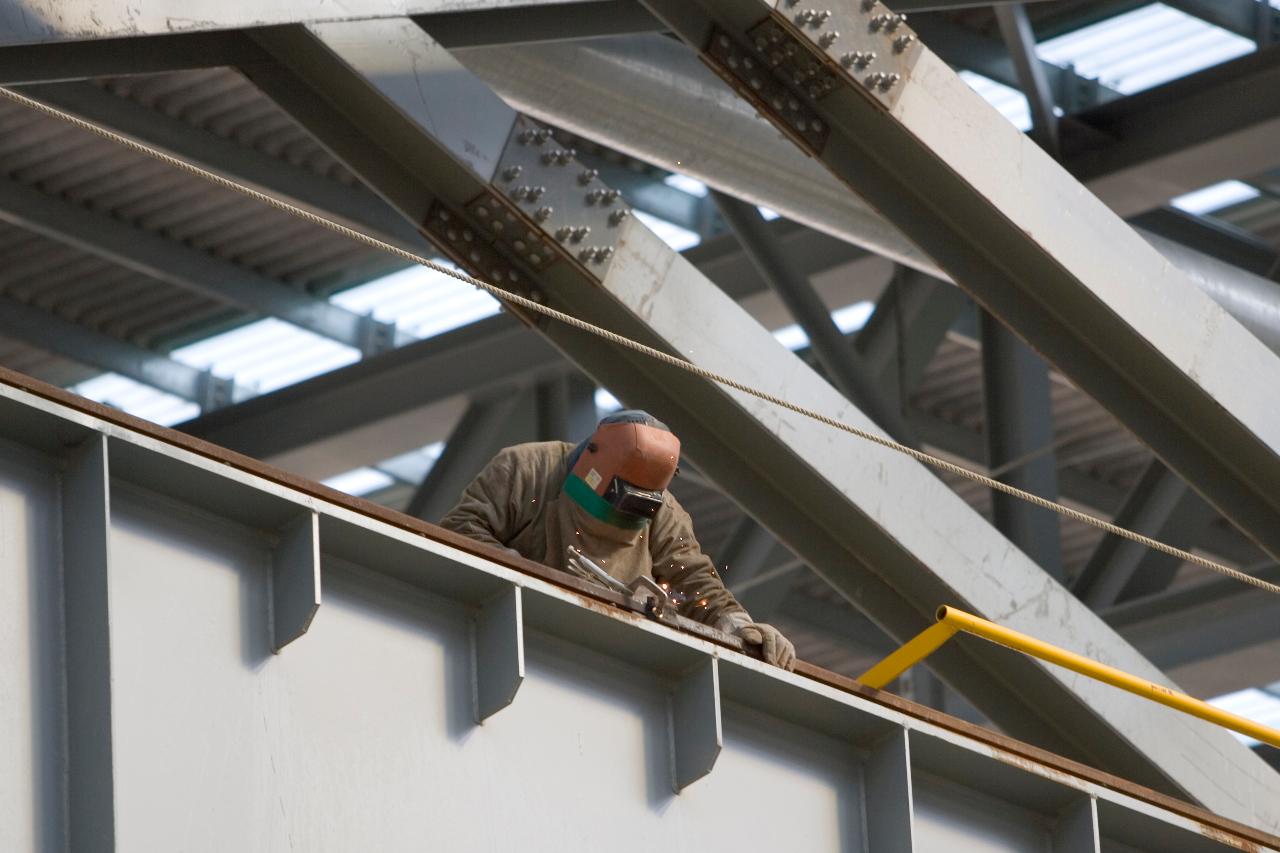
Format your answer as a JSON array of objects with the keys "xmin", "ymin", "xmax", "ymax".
[
  {"xmin": 0, "ymin": 0, "xmax": 606, "ymax": 46},
  {"xmin": 243, "ymin": 18, "xmax": 1280, "ymax": 827},
  {"xmin": 452, "ymin": 35, "xmax": 1280, "ymax": 353},
  {"xmin": 2, "ymin": 376, "xmax": 1272, "ymax": 851}
]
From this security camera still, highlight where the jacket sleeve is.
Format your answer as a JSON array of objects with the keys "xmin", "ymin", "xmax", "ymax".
[
  {"xmin": 648, "ymin": 491, "xmax": 749, "ymax": 626},
  {"xmin": 438, "ymin": 446, "xmax": 526, "ymax": 548}
]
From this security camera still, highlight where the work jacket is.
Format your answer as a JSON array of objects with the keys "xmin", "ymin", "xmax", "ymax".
[{"xmin": 439, "ymin": 441, "xmax": 746, "ymax": 626}]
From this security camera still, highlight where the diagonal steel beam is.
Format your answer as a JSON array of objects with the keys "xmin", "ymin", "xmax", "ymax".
[
  {"xmin": 243, "ymin": 17, "xmax": 1279, "ymax": 818},
  {"xmin": 712, "ymin": 189, "xmax": 915, "ymax": 443},
  {"xmin": 0, "ymin": 0, "xmax": 614, "ymax": 46},
  {"xmin": 454, "ymin": 34, "xmax": 1280, "ymax": 347},
  {"xmin": 994, "ymin": 2, "xmax": 1059, "ymax": 156},
  {"xmin": 0, "ymin": 175, "xmax": 394, "ymax": 353},
  {"xmin": 641, "ymin": 0, "xmax": 1280, "ymax": 826},
  {"xmin": 407, "ymin": 389, "xmax": 537, "ymax": 522},
  {"xmin": 1073, "ymin": 460, "xmax": 1214, "ymax": 609}
]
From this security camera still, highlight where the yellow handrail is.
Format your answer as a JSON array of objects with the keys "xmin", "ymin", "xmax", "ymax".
[{"xmin": 856, "ymin": 605, "xmax": 1280, "ymax": 750}]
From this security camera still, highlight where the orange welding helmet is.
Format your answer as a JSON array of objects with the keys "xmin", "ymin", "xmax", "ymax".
[{"xmin": 562, "ymin": 410, "xmax": 681, "ymax": 529}]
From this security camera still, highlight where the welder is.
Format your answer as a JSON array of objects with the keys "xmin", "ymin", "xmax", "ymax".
[{"xmin": 440, "ymin": 409, "xmax": 796, "ymax": 669}]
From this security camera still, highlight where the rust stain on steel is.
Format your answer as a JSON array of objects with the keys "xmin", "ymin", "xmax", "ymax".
[{"xmin": 2, "ymin": 365, "xmax": 1277, "ymax": 853}]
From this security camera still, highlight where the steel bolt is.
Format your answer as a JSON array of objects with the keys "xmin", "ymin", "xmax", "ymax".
[
  {"xmin": 529, "ymin": 186, "xmax": 546, "ymax": 200},
  {"xmin": 819, "ymin": 31, "xmax": 839, "ymax": 47},
  {"xmin": 604, "ymin": 189, "xmax": 622, "ymax": 204},
  {"xmin": 528, "ymin": 253, "xmax": 542, "ymax": 264},
  {"xmin": 535, "ymin": 206, "xmax": 553, "ymax": 222},
  {"xmin": 817, "ymin": 10, "xmax": 833, "ymax": 23},
  {"xmin": 887, "ymin": 14, "xmax": 906, "ymax": 31},
  {"xmin": 555, "ymin": 226, "xmax": 573, "ymax": 241},
  {"xmin": 609, "ymin": 209, "xmax": 630, "ymax": 225},
  {"xmin": 578, "ymin": 168, "xmax": 599, "ymax": 185},
  {"xmin": 585, "ymin": 189, "xmax": 605, "ymax": 204},
  {"xmin": 512, "ymin": 185, "xmax": 531, "ymax": 200},
  {"xmin": 578, "ymin": 247, "xmax": 597, "ymax": 262},
  {"xmin": 894, "ymin": 34, "xmax": 915, "ymax": 52},
  {"xmin": 502, "ymin": 165, "xmax": 523, "ymax": 182},
  {"xmin": 597, "ymin": 247, "xmax": 614, "ymax": 261},
  {"xmin": 571, "ymin": 226, "xmax": 591, "ymax": 242},
  {"xmin": 518, "ymin": 130, "xmax": 538, "ymax": 145}
]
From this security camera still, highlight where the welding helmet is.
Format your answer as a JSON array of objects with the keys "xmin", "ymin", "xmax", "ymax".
[{"xmin": 562, "ymin": 410, "xmax": 680, "ymax": 529}]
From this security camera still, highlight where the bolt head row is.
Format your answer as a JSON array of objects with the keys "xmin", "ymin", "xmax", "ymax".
[
  {"xmin": 577, "ymin": 246, "xmax": 615, "ymax": 264},
  {"xmin": 541, "ymin": 148, "xmax": 577, "ymax": 166},
  {"xmin": 517, "ymin": 128, "xmax": 554, "ymax": 145}
]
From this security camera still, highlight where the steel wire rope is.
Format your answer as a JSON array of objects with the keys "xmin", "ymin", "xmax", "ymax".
[{"xmin": 6, "ymin": 84, "xmax": 1277, "ymax": 598}]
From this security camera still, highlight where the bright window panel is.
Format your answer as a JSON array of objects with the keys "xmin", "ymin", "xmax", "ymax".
[
  {"xmin": 1170, "ymin": 180, "xmax": 1261, "ymax": 216},
  {"xmin": 1037, "ymin": 4, "xmax": 1253, "ymax": 95}
]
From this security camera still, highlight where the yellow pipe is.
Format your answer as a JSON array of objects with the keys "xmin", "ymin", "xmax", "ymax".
[
  {"xmin": 856, "ymin": 621, "xmax": 957, "ymax": 689},
  {"xmin": 857, "ymin": 605, "xmax": 1280, "ymax": 750}
]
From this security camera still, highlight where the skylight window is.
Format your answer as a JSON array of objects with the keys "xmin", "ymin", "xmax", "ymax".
[
  {"xmin": 1208, "ymin": 685, "xmax": 1280, "ymax": 746},
  {"xmin": 1170, "ymin": 180, "xmax": 1261, "ymax": 216},
  {"xmin": 1037, "ymin": 4, "xmax": 1253, "ymax": 95},
  {"xmin": 663, "ymin": 173, "xmax": 708, "ymax": 197},
  {"xmin": 68, "ymin": 373, "xmax": 201, "ymax": 427},
  {"xmin": 772, "ymin": 300, "xmax": 876, "ymax": 351},
  {"xmin": 958, "ymin": 71, "xmax": 1032, "ymax": 132},
  {"xmin": 634, "ymin": 209, "xmax": 702, "ymax": 252},
  {"xmin": 322, "ymin": 466, "xmax": 396, "ymax": 497},
  {"xmin": 171, "ymin": 317, "xmax": 360, "ymax": 395},
  {"xmin": 329, "ymin": 262, "xmax": 501, "ymax": 340}
]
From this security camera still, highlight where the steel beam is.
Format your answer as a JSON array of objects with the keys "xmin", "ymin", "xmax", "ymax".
[
  {"xmin": 993, "ymin": 2, "xmax": 1059, "ymax": 156},
  {"xmin": 854, "ymin": 265, "xmax": 969, "ymax": 414},
  {"xmin": 642, "ymin": 0, "xmax": 1280, "ymax": 824},
  {"xmin": 243, "ymin": 18, "xmax": 1280, "ymax": 822},
  {"xmin": 1163, "ymin": 0, "xmax": 1280, "ymax": 42},
  {"xmin": 0, "ymin": 296, "xmax": 238, "ymax": 408},
  {"xmin": 1064, "ymin": 47, "xmax": 1280, "ymax": 218},
  {"xmin": 407, "ymin": 389, "xmax": 536, "ymax": 522},
  {"xmin": 454, "ymin": 35, "xmax": 1280, "ymax": 348},
  {"xmin": 644, "ymin": 0, "xmax": 1280, "ymax": 590},
  {"xmin": 0, "ymin": 175, "xmax": 394, "ymax": 353},
  {"xmin": 182, "ymin": 314, "xmax": 562, "ymax": 459},
  {"xmin": 420, "ymin": 0, "xmax": 664, "ymax": 47},
  {"xmin": 712, "ymin": 190, "xmax": 915, "ymax": 442},
  {"xmin": 1073, "ymin": 461, "xmax": 1212, "ymax": 609},
  {"xmin": 534, "ymin": 372, "xmax": 597, "ymax": 442},
  {"xmin": 980, "ymin": 312, "xmax": 1064, "ymax": 580},
  {"xmin": 0, "ymin": 0, "xmax": 610, "ymax": 46},
  {"xmin": 0, "ymin": 31, "xmax": 260, "ymax": 84}
]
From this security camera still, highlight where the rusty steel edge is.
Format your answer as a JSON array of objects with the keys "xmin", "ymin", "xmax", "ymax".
[{"xmin": 2, "ymin": 364, "xmax": 1275, "ymax": 851}]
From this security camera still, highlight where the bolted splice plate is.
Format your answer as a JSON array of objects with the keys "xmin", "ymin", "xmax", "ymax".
[
  {"xmin": 706, "ymin": 25, "xmax": 831, "ymax": 153},
  {"xmin": 702, "ymin": 2, "xmax": 923, "ymax": 156},
  {"xmin": 768, "ymin": 0, "xmax": 923, "ymax": 110},
  {"xmin": 492, "ymin": 115, "xmax": 627, "ymax": 280},
  {"xmin": 422, "ymin": 202, "xmax": 530, "ymax": 294}
]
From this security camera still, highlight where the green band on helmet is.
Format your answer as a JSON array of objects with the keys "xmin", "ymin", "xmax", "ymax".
[{"xmin": 562, "ymin": 474, "xmax": 650, "ymax": 530}]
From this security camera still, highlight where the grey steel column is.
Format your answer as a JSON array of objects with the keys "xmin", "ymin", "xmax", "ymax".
[{"xmin": 980, "ymin": 312, "xmax": 1064, "ymax": 580}]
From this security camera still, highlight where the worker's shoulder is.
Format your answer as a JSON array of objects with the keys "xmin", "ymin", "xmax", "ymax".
[{"xmin": 491, "ymin": 440, "xmax": 574, "ymax": 467}]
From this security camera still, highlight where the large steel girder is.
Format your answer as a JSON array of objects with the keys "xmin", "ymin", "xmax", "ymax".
[
  {"xmin": 639, "ymin": 0, "xmax": 1280, "ymax": 602},
  {"xmin": 239, "ymin": 18, "xmax": 1280, "ymax": 828}
]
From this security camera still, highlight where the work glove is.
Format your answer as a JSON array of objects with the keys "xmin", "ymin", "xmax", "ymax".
[{"xmin": 714, "ymin": 611, "xmax": 796, "ymax": 671}]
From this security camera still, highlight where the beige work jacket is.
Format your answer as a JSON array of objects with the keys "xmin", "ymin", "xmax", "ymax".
[{"xmin": 439, "ymin": 441, "xmax": 746, "ymax": 625}]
